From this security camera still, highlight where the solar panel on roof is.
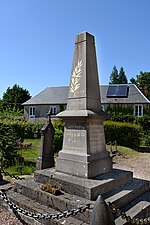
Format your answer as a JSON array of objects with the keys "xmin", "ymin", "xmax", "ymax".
[{"xmin": 106, "ymin": 85, "xmax": 129, "ymax": 98}]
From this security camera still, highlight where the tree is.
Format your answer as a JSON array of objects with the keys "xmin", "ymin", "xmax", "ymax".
[
  {"xmin": 2, "ymin": 84, "xmax": 31, "ymax": 110},
  {"xmin": 109, "ymin": 66, "xmax": 128, "ymax": 84},
  {"xmin": 109, "ymin": 65, "xmax": 119, "ymax": 84},
  {"xmin": 130, "ymin": 78, "xmax": 136, "ymax": 84},
  {"xmin": 118, "ymin": 67, "xmax": 128, "ymax": 84},
  {"xmin": 130, "ymin": 71, "xmax": 150, "ymax": 99}
]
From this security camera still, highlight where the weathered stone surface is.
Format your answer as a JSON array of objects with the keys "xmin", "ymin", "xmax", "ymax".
[
  {"xmin": 90, "ymin": 195, "xmax": 115, "ymax": 225},
  {"xmin": 34, "ymin": 168, "xmax": 133, "ymax": 200},
  {"xmin": 36, "ymin": 115, "xmax": 55, "ymax": 170},
  {"xmin": 9, "ymin": 174, "xmax": 149, "ymax": 224},
  {"xmin": 7, "ymin": 191, "xmax": 89, "ymax": 225},
  {"xmin": 56, "ymin": 32, "xmax": 112, "ymax": 178}
]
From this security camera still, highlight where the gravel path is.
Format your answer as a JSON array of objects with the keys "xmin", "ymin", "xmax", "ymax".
[
  {"xmin": 0, "ymin": 153, "xmax": 150, "ymax": 225},
  {"xmin": 113, "ymin": 152, "xmax": 150, "ymax": 181},
  {"xmin": 0, "ymin": 207, "xmax": 23, "ymax": 225}
]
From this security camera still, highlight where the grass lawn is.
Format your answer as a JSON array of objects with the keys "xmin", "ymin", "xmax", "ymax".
[
  {"xmin": 106, "ymin": 144, "xmax": 139, "ymax": 157},
  {"xmin": 21, "ymin": 139, "xmax": 40, "ymax": 162},
  {"xmin": 4, "ymin": 139, "xmax": 40, "ymax": 176},
  {"xmin": 4, "ymin": 139, "xmax": 141, "ymax": 176}
]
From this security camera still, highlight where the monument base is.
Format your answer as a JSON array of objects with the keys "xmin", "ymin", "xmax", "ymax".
[
  {"xmin": 34, "ymin": 167, "xmax": 133, "ymax": 200},
  {"xmin": 56, "ymin": 151, "xmax": 112, "ymax": 178},
  {"xmin": 55, "ymin": 115, "xmax": 112, "ymax": 178}
]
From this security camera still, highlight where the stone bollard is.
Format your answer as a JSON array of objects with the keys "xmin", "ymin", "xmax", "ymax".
[{"xmin": 90, "ymin": 195, "xmax": 115, "ymax": 225}]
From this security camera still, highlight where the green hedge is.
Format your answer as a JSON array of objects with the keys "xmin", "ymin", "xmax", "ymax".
[
  {"xmin": 0, "ymin": 119, "xmax": 142, "ymax": 152},
  {"xmin": 1, "ymin": 121, "xmax": 44, "ymax": 139},
  {"xmin": 134, "ymin": 115, "xmax": 150, "ymax": 131},
  {"xmin": 110, "ymin": 115, "xmax": 150, "ymax": 131},
  {"xmin": 0, "ymin": 119, "xmax": 64, "ymax": 152},
  {"xmin": 0, "ymin": 122, "xmax": 20, "ymax": 167},
  {"xmin": 52, "ymin": 119, "xmax": 64, "ymax": 152},
  {"xmin": 104, "ymin": 121, "xmax": 142, "ymax": 150}
]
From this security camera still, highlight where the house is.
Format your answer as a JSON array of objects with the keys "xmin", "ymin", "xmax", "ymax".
[{"xmin": 23, "ymin": 84, "xmax": 150, "ymax": 121}]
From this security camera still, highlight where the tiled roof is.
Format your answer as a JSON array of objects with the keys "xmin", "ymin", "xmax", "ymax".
[
  {"xmin": 100, "ymin": 84, "xmax": 150, "ymax": 104},
  {"xmin": 23, "ymin": 84, "xmax": 150, "ymax": 105},
  {"xmin": 22, "ymin": 86, "xmax": 69, "ymax": 105}
]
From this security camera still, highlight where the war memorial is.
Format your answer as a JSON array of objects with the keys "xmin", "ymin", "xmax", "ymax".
[{"xmin": 0, "ymin": 32, "xmax": 150, "ymax": 225}]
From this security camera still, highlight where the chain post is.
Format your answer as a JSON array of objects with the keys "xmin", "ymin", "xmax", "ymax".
[{"xmin": 90, "ymin": 195, "xmax": 115, "ymax": 225}]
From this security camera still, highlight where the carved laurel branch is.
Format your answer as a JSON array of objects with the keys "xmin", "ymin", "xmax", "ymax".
[{"xmin": 70, "ymin": 60, "xmax": 83, "ymax": 97}]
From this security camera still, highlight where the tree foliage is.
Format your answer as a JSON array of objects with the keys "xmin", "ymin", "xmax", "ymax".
[
  {"xmin": 2, "ymin": 84, "xmax": 31, "ymax": 110},
  {"xmin": 118, "ymin": 67, "xmax": 128, "ymax": 84},
  {"xmin": 0, "ymin": 122, "xmax": 19, "ymax": 167},
  {"xmin": 109, "ymin": 66, "xmax": 119, "ymax": 84},
  {"xmin": 109, "ymin": 66, "xmax": 128, "ymax": 84},
  {"xmin": 130, "ymin": 71, "xmax": 150, "ymax": 100}
]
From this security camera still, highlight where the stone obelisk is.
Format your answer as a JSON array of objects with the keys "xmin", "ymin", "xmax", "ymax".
[{"xmin": 56, "ymin": 32, "xmax": 112, "ymax": 178}]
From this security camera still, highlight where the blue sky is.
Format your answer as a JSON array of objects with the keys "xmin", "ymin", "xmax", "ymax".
[{"xmin": 0, "ymin": 0, "xmax": 150, "ymax": 98}]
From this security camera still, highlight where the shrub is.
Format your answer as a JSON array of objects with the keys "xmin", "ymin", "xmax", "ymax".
[
  {"xmin": 0, "ymin": 122, "xmax": 20, "ymax": 167},
  {"xmin": 110, "ymin": 114, "xmax": 150, "ymax": 131},
  {"xmin": 0, "ymin": 107, "xmax": 24, "ymax": 121},
  {"xmin": 110, "ymin": 115, "xmax": 135, "ymax": 123},
  {"xmin": 134, "ymin": 115, "xmax": 150, "ymax": 131},
  {"xmin": 53, "ymin": 119, "xmax": 64, "ymax": 152},
  {"xmin": 104, "ymin": 121, "xmax": 142, "ymax": 150},
  {"xmin": 0, "ymin": 119, "xmax": 65, "ymax": 153},
  {"xmin": 106, "ymin": 105, "xmax": 133, "ymax": 115},
  {"xmin": 1, "ymin": 121, "xmax": 45, "ymax": 139}
]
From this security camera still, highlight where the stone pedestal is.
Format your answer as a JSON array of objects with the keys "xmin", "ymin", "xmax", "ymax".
[
  {"xmin": 56, "ymin": 32, "xmax": 112, "ymax": 178},
  {"xmin": 56, "ymin": 116, "xmax": 112, "ymax": 178}
]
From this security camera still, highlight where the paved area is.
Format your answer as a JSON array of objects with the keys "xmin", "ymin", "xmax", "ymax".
[
  {"xmin": 0, "ymin": 207, "xmax": 23, "ymax": 225},
  {"xmin": 113, "ymin": 152, "xmax": 150, "ymax": 181},
  {"xmin": 0, "ymin": 153, "xmax": 149, "ymax": 224}
]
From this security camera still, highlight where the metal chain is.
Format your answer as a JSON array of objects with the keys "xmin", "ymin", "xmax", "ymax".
[
  {"xmin": 0, "ymin": 190, "xmax": 92, "ymax": 221},
  {"xmin": 109, "ymin": 202, "xmax": 150, "ymax": 224},
  {"xmin": 0, "ymin": 189, "xmax": 149, "ymax": 224},
  {"xmin": 0, "ymin": 168, "xmax": 24, "ymax": 180}
]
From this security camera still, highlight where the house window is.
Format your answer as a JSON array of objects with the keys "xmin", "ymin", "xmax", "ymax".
[
  {"xmin": 134, "ymin": 105, "xmax": 143, "ymax": 117},
  {"xmin": 29, "ymin": 106, "xmax": 35, "ymax": 117},
  {"xmin": 50, "ymin": 106, "xmax": 57, "ymax": 115}
]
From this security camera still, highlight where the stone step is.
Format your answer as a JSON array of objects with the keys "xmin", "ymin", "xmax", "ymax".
[
  {"xmin": 34, "ymin": 168, "xmax": 133, "ymax": 200},
  {"xmin": 115, "ymin": 191, "xmax": 150, "ymax": 225},
  {"xmin": 6, "ymin": 190, "xmax": 89, "ymax": 225},
  {"xmin": 103, "ymin": 178, "xmax": 150, "ymax": 208},
  {"xmin": 2, "ymin": 185, "xmax": 150, "ymax": 225},
  {"xmin": 13, "ymin": 176, "xmax": 149, "ymax": 223},
  {"xmin": 13, "ymin": 178, "xmax": 93, "ymax": 223}
]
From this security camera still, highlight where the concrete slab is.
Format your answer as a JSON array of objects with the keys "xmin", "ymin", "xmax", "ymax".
[
  {"xmin": 7, "ymin": 191, "xmax": 89, "ymax": 225},
  {"xmin": 34, "ymin": 168, "xmax": 133, "ymax": 200},
  {"xmin": 104, "ymin": 178, "xmax": 149, "ymax": 208}
]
